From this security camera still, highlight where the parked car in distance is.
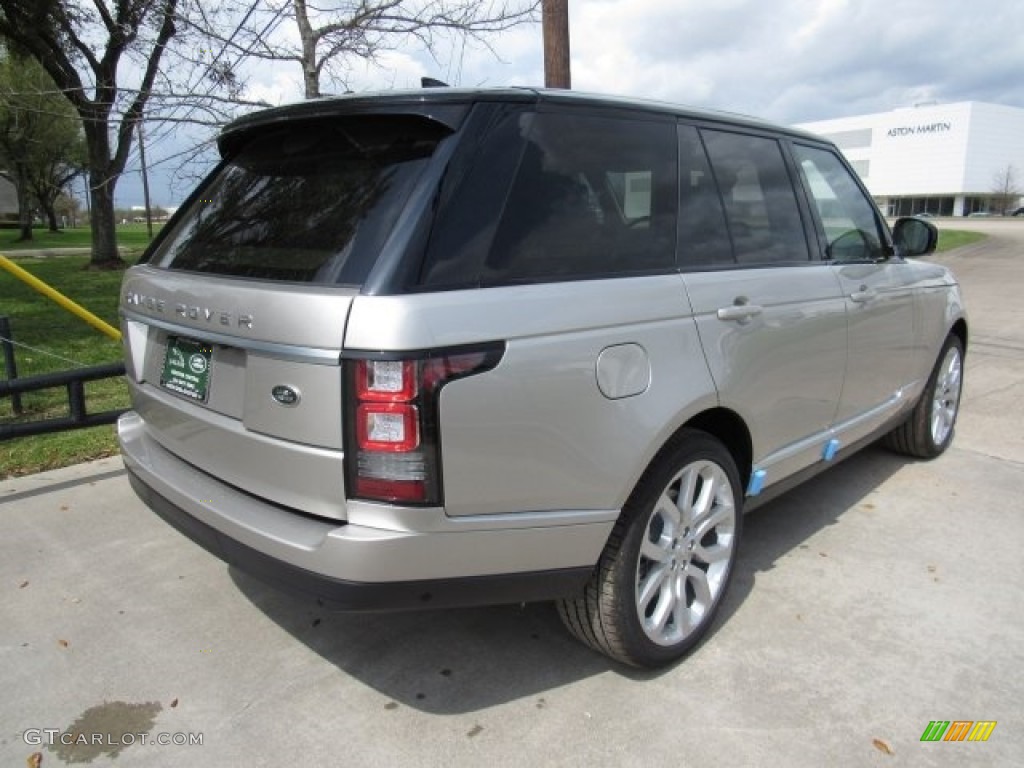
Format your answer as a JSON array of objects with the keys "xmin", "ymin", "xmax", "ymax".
[
  {"xmin": 118, "ymin": 87, "xmax": 967, "ymax": 668},
  {"xmin": 1010, "ymin": 207, "xmax": 1024, "ymax": 216}
]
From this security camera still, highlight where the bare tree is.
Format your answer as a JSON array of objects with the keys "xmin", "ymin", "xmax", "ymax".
[
  {"xmin": 0, "ymin": 1, "xmax": 539, "ymax": 265},
  {"xmin": 991, "ymin": 165, "xmax": 1021, "ymax": 215},
  {"xmin": 0, "ymin": 1, "xmax": 181, "ymax": 266},
  {"xmin": 190, "ymin": 0, "xmax": 541, "ymax": 100},
  {"xmin": 0, "ymin": 1, "xmax": 262, "ymax": 267}
]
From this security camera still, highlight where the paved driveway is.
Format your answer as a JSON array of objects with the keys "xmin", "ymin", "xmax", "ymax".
[{"xmin": 2, "ymin": 220, "xmax": 1023, "ymax": 767}]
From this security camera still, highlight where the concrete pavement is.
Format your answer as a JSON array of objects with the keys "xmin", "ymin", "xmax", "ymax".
[{"xmin": 2, "ymin": 220, "xmax": 1023, "ymax": 767}]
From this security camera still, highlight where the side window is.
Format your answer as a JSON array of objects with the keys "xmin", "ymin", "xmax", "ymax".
[
  {"xmin": 484, "ymin": 112, "xmax": 678, "ymax": 284},
  {"xmin": 678, "ymin": 124, "xmax": 732, "ymax": 268},
  {"xmin": 792, "ymin": 144, "xmax": 886, "ymax": 262},
  {"xmin": 701, "ymin": 130, "xmax": 811, "ymax": 265}
]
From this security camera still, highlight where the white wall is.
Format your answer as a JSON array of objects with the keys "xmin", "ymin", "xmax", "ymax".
[
  {"xmin": 867, "ymin": 103, "xmax": 971, "ymax": 196},
  {"xmin": 796, "ymin": 102, "xmax": 1024, "ymax": 199},
  {"xmin": 962, "ymin": 103, "xmax": 1024, "ymax": 194}
]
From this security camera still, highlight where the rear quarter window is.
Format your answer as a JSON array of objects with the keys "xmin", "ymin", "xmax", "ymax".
[{"xmin": 420, "ymin": 109, "xmax": 678, "ymax": 287}]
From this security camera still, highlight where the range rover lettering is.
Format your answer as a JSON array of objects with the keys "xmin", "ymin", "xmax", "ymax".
[{"xmin": 118, "ymin": 88, "xmax": 966, "ymax": 667}]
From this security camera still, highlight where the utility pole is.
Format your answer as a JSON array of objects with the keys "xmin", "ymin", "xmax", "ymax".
[
  {"xmin": 542, "ymin": 0, "xmax": 571, "ymax": 89},
  {"xmin": 137, "ymin": 118, "xmax": 154, "ymax": 240},
  {"xmin": 81, "ymin": 176, "xmax": 90, "ymax": 224}
]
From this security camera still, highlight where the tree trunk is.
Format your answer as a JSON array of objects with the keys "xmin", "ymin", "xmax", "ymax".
[
  {"xmin": 293, "ymin": 0, "xmax": 321, "ymax": 98},
  {"xmin": 43, "ymin": 199, "xmax": 60, "ymax": 232},
  {"xmin": 32, "ymin": 180, "xmax": 63, "ymax": 232},
  {"xmin": 14, "ymin": 164, "xmax": 32, "ymax": 242},
  {"xmin": 83, "ymin": 120, "xmax": 124, "ymax": 268},
  {"xmin": 88, "ymin": 169, "xmax": 122, "ymax": 268}
]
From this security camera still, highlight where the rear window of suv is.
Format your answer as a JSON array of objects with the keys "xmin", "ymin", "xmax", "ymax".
[{"xmin": 149, "ymin": 115, "xmax": 451, "ymax": 285}]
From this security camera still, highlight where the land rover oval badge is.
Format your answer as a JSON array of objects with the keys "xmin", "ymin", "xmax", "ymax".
[{"xmin": 271, "ymin": 385, "xmax": 300, "ymax": 407}]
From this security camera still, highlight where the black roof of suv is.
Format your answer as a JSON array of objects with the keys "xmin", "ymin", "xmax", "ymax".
[{"xmin": 218, "ymin": 87, "xmax": 823, "ymax": 156}]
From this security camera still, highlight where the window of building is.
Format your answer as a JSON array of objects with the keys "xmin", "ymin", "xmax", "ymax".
[
  {"xmin": 889, "ymin": 196, "xmax": 956, "ymax": 217},
  {"xmin": 849, "ymin": 159, "xmax": 870, "ymax": 180},
  {"xmin": 821, "ymin": 128, "xmax": 873, "ymax": 150}
]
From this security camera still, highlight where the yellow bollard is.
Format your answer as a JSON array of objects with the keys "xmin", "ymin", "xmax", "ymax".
[{"xmin": 0, "ymin": 254, "xmax": 122, "ymax": 341}]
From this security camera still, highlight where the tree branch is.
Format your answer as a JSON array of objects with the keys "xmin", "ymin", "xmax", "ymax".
[
  {"xmin": 90, "ymin": 0, "xmax": 118, "ymax": 37},
  {"xmin": 111, "ymin": 0, "xmax": 179, "ymax": 177},
  {"xmin": 0, "ymin": 2, "xmax": 94, "ymax": 109}
]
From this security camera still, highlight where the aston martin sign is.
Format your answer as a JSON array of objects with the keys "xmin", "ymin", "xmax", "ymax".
[{"xmin": 886, "ymin": 122, "xmax": 953, "ymax": 138}]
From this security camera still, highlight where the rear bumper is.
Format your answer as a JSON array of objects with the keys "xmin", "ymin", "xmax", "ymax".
[
  {"xmin": 118, "ymin": 412, "xmax": 613, "ymax": 610},
  {"xmin": 127, "ymin": 470, "xmax": 592, "ymax": 610}
]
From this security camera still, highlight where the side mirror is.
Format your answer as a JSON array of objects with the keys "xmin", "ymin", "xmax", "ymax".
[{"xmin": 892, "ymin": 217, "xmax": 938, "ymax": 258}]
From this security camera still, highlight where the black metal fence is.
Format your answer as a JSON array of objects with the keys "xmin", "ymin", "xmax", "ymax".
[
  {"xmin": 0, "ymin": 316, "xmax": 127, "ymax": 440},
  {"xmin": 0, "ymin": 316, "xmax": 21, "ymax": 415}
]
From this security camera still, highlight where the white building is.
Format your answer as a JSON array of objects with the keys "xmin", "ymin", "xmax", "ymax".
[{"xmin": 796, "ymin": 102, "xmax": 1024, "ymax": 217}]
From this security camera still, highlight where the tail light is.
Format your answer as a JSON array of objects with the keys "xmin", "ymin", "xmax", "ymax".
[{"xmin": 344, "ymin": 344, "xmax": 503, "ymax": 505}]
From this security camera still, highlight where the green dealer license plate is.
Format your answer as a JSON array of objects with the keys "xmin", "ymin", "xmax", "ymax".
[{"xmin": 160, "ymin": 336, "xmax": 213, "ymax": 403}]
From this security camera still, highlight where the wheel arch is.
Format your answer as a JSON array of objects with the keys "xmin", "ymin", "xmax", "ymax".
[
  {"xmin": 949, "ymin": 317, "xmax": 968, "ymax": 353},
  {"xmin": 685, "ymin": 408, "xmax": 753, "ymax": 490},
  {"xmin": 633, "ymin": 407, "xmax": 753, "ymax": 502}
]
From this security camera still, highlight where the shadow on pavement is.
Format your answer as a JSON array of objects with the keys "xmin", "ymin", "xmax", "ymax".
[
  {"xmin": 231, "ymin": 568, "xmax": 611, "ymax": 714},
  {"xmin": 230, "ymin": 444, "xmax": 909, "ymax": 713},
  {"xmin": 715, "ymin": 444, "xmax": 907, "ymax": 627},
  {"xmin": 0, "ymin": 467, "xmax": 126, "ymax": 504}
]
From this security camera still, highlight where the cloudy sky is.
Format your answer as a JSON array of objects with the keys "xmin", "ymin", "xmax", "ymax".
[{"xmin": 117, "ymin": 0, "xmax": 1024, "ymax": 207}]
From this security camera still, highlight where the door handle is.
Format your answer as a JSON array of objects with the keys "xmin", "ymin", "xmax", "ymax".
[
  {"xmin": 716, "ymin": 303, "xmax": 763, "ymax": 323},
  {"xmin": 850, "ymin": 285, "xmax": 876, "ymax": 303}
]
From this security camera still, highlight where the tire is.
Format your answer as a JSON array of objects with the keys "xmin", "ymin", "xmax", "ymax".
[
  {"xmin": 557, "ymin": 429, "xmax": 743, "ymax": 668},
  {"xmin": 884, "ymin": 334, "xmax": 964, "ymax": 459}
]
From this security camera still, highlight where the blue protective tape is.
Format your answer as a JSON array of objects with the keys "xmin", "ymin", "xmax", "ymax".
[
  {"xmin": 823, "ymin": 439, "xmax": 841, "ymax": 461},
  {"xmin": 747, "ymin": 469, "xmax": 767, "ymax": 496}
]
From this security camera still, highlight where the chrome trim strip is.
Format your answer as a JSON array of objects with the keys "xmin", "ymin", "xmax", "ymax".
[
  {"xmin": 344, "ymin": 497, "xmax": 621, "ymax": 533},
  {"xmin": 754, "ymin": 390, "xmax": 908, "ymax": 473},
  {"xmin": 755, "ymin": 428, "xmax": 834, "ymax": 473},
  {"xmin": 828, "ymin": 390, "xmax": 908, "ymax": 440},
  {"xmin": 122, "ymin": 309, "xmax": 341, "ymax": 365}
]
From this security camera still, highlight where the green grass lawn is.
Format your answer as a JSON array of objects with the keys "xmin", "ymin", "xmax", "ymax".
[
  {"xmin": 0, "ymin": 223, "xmax": 160, "ymax": 251},
  {"xmin": 936, "ymin": 229, "xmax": 986, "ymax": 251},
  {"xmin": 1, "ymin": 254, "xmax": 135, "ymax": 477},
  {"xmin": 0, "ymin": 227, "xmax": 992, "ymax": 478}
]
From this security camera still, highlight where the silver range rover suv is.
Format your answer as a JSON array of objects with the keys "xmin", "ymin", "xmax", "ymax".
[{"xmin": 119, "ymin": 87, "xmax": 966, "ymax": 667}]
